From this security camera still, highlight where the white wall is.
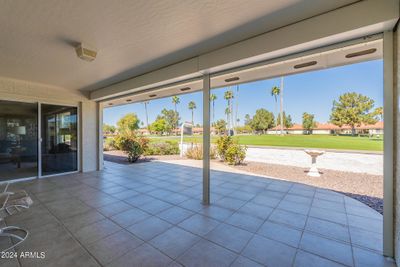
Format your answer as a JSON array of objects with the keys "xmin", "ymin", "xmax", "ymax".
[
  {"xmin": 0, "ymin": 77, "xmax": 99, "ymax": 173},
  {"xmin": 312, "ymin": 130, "xmax": 331, "ymax": 135},
  {"xmin": 394, "ymin": 28, "xmax": 400, "ymax": 264},
  {"xmin": 80, "ymin": 101, "xmax": 99, "ymax": 172}
]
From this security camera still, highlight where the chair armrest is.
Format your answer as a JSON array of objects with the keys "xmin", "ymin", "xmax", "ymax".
[{"xmin": 0, "ymin": 183, "xmax": 9, "ymax": 194}]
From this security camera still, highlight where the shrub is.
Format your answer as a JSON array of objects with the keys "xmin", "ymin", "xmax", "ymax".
[
  {"xmin": 185, "ymin": 144, "xmax": 217, "ymax": 160},
  {"xmin": 225, "ymin": 143, "xmax": 247, "ymax": 165},
  {"xmin": 103, "ymin": 137, "xmax": 117, "ymax": 151},
  {"xmin": 216, "ymin": 136, "xmax": 247, "ymax": 165},
  {"xmin": 216, "ymin": 136, "xmax": 234, "ymax": 161},
  {"xmin": 144, "ymin": 141, "xmax": 180, "ymax": 155},
  {"xmin": 116, "ymin": 133, "xmax": 149, "ymax": 163}
]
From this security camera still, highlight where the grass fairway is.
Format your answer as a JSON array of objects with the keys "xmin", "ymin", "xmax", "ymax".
[{"xmin": 149, "ymin": 134, "xmax": 383, "ymax": 152}]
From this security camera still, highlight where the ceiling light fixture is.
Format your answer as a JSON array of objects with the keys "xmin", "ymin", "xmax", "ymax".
[
  {"xmin": 225, "ymin": 77, "xmax": 240, "ymax": 83},
  {"xmin": 345, "ymin": 48, "xmax": 377, "ymax": 58},
  {"xmin": 293, "ymin": 61, "xmax": 317, "ymax": 69},
  {"xmin": 75, "ymin": 43, "xmax": 97, "ymax": 62}
]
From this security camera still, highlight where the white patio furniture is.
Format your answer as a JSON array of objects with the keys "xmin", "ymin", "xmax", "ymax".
[{"xmin": 0, "ymin": 183, "xmax": 33, "ymax": 252}]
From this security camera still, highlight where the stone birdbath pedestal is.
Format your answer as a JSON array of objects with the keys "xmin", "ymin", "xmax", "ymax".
[{"xmin": 304, "ymin": 150, "xmax": 325, "ymax": 177}]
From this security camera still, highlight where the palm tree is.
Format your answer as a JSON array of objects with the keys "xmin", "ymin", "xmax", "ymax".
[
  {"xmin": 235, "ymin": 85, "xmax": 239, "ymax": 130},
  {"xmin": 224, "ymin": 90, "xmax": 234, "ymax": 133},
  {"xmin": 210, "ymin": 94, "xmax": 217, "ymax": 123},
  {"xmin": 271, "ymin": 85, "xmax": 280, "ymax": 134},
  {"xmin": 188, "ymin": 101, "xmax": 196, "ymax": 125},
  {"xmin": 225, "ymin": 107, "xmax": 231, "ymax": 124},
  {"xmin": 172, "ymin": 96, "xmax": 180, "ymax": 131},
  {"xmin": 172, "ymin": 96, "xmax": 180, "ymax": 113},
  {"xmin": 142, "ymin": 101, "xmax": 149, "ymax": 129},
  {"xmin": 374, "ymin": 106, "xmax": 383, "ymax": 121}
]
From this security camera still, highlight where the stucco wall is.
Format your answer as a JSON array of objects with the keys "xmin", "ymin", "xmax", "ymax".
[{"xmin": 0, "ymin": 77, "xmax": 99, "ymax": 173}]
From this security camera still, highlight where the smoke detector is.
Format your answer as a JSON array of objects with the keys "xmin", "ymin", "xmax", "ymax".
[{"xmin": 75, "ymin": 43, "xmax": 97, "ymax": 62}]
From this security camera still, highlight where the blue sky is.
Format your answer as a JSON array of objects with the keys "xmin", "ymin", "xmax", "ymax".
[{"xmin": 103, "ymin": 59, "xmax": 383, "ymax": 126}]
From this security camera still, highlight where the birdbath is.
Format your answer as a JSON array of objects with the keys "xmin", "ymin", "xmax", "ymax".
[{"xmin": 304, "ymin": 150, "xmax": 325, "ymax": 177}]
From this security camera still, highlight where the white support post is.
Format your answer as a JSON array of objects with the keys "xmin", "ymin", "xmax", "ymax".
[
  {"xmin": 203, "ymin": 73, "xmax": 211, "ymax": 205},
  {"xmin": 98, "ymin": 102, "xmax": 104, "ymax": 170},
  {"xmin": 383, "ymin": 30, "xmax": 394, "ymax": 257}
]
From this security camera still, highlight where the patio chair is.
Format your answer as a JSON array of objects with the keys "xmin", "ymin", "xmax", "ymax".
[{"xmin": 0, "ymin": 183, "xmax": 33, "ymax": 252}]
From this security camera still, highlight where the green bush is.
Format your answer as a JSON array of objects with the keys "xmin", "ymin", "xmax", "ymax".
[
  {"xmin": 103, "ymin": 137, "xmax": 117, "ymax": 151},
  {"xmin": 216, "ymin": 136, "xmax": 234, "ymax": 161},
  {"xmin": 185, "ymin": 144, "xmax": 217, "ymax": 160},
  {"xmin": 144, "ymin": 141, "xmax": 180, "ymax": 155},
  {"xmin": 117, "ymin": 134, "xmax": 149, "ymax": 163},
  {"xmin": 225, "ymin": 143, "xmax": 247, "ymax": 165},
  {"xmin": 216, "ymin": 136, "xmax": 247, "ymax": 165}
]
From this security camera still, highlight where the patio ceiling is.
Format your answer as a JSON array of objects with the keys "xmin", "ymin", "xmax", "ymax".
[
  {"xmin": 0, "ymin": 0, "xmax": 357, "ymax": 92},
  {"xmin": 103, "ymin": 38, "xmax": 382, "ymax": 107}
]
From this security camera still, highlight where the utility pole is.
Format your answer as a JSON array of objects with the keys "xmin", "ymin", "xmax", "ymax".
[
  {"xmin": 280, "ymin": 77, "xmax": 284, "ymax": 135},
  {"xmin": 143, "ymin": 101, "xmax": 149, "ymax": 129},
  {"xmin": 235, "ymin": 85, "xmax": 239, "ymax": 133}
]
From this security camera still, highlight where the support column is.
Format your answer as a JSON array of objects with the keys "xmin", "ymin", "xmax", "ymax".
[
  {"xmin": 383, "ymin": 30, "xmax": 394, "ymax": 257},
  {"xmin": 202, "ymin": 73, "xmax": 211, "ymax": 205},
  {"xmin": 98, "ymin": 102, "xmax": 104, "ymax": 171}
]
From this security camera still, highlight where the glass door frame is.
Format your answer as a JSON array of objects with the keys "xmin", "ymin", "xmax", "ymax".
[
  {"xmin": 0, "ymin": 99, "xmax": 81, "ymax": 182},
  {"xmin": 38, "ymin": 102, "xmax": 80, "ymax": 178}
]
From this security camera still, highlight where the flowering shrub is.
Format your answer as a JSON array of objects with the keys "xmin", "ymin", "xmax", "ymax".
[
  {"xmin": 116, "ymin": 133, "xmax": 149, "ymax": 163},
  {"xmin": 216, "ymin": 136, "xmax": 247, "ymax": 165},
  {"xmin": 185, "ymin": 144, "xmax": 217, "ymax": 160}
]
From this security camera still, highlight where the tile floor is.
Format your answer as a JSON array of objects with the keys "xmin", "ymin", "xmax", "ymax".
[{"xmin": 0, "ymin": 161, "xmax": 395, "ymax": 267}]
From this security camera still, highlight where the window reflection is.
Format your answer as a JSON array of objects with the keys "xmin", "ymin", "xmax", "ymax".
[
  {"xmin": 41, "ymin": 104, "xmax": 78, "ymax": 175},
  {"xmin": 0, "ymin": 100, "xmax": 38, "ymax": 181}
]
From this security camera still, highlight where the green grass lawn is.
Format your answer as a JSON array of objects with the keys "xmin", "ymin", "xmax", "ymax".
[{"xmin": 149, "ymin": 134, "xmax": 383, "ymax": 152}]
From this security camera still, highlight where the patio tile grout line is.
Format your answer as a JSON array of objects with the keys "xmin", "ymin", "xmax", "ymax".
[
  {"xmin": 29, "ymin": 190, "xmax": 105, "ymax": 267},
  {"xmin": 291, "ymin": 183, "xmax": 316, "ymax": 267},
  {"xmin": 8, "ymin": 163, "xmax": 385, "ymax": 267},
  {"xmin": 345, "ymin": 195, "xmax": 357, "ymax": 267}
]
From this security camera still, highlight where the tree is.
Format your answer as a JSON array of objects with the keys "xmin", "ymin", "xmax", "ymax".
[
  {"xmin": 225, "ymin": 107, "xmax": 231, "ymax": 125},
  {"xmin": 276, "ymin": 112, "xmax": 293, "ymax": 129},
  {"xmin": 142, "ymin": 101, "xmax": 150, "ymax": 129},
  {"xmin": 374, "ymin": 106, "xmax": 383, "ymax": 121},
  {"xmin": 250, "ymin": 108, "xmax": 275, "ymax": 133},
  {"xmin": 172, "ymin": 96, "xmax": 180, "ymax": 129},
  {"xmin": 302, "ymin": 112, "xmax": 316, "ymax": 134},
  {"xmin": 270, "ymin": 86, "xmax": 280, "ymax": 134},
  {"xmin": 244, "ymin": 114, "xmax": 252, "ymax": 126},
  {"xmin": 117, "ymin": 113, "xmax": 140, "ymax": 133},
  {"xmin": 103, "ymin": 124, "xmax": 116, "ymax": 134},
  {"xmin": 212, "ymin": 119, "xmax": 227, "ymax": 135},
  {"xmin": 160, "ymin": 108, "xmax": 180, "ymax": 134},
  {"xmin": 149, "ymin": 118, "xmax": 168, "ymax": 135},
  {"xmin": 210, "ymin": 94, "xmax": 217, "ymax": 123},
  {"xmin": 330, "ymin": 92, "xmax": 378, "ymax": 136},
  {"xmin": 188, "ymin": 101, "xmax": 196, "ymax": 125},
  {"xmin": 234, "ymin": 85, "xmax": 240, "ymax": 129},
  {"xmin": 224, "ymin": 90, "xmax": 234, "ymax": 132}
]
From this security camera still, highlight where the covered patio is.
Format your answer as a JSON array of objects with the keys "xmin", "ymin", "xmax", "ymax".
[
  {"xmin": 1, "ymin": 161, "xmax": 389, "ymax": 267},
  {"xmin": 0, "ymin": 1, "xmax": 399, "ymax": 266}
]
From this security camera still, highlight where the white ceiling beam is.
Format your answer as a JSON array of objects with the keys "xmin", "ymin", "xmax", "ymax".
[{"xmin": 90, "ymin": 0, "xmax": 399, "ymax": 101}]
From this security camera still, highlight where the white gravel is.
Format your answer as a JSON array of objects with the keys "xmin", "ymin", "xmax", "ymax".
[
  {"xmin": 245, "ymin": 147, "xmax": 382, "ymax": 175},
  {"xmin": 180, "ymin": 143, "xmax": 382, "ymax": 175}
]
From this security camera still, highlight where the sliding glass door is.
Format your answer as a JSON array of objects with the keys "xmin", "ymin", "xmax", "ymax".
[
  {"xmin": 0, "ymin": 100, "xmax": 38, "ymax": 181},
  {"xmin": 0, "ymin": 101, "xmax": 79, "ymax": 180},
  {"xmin": 41, "ymin": 104, "xmax": 78, "ymax": 176}
]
